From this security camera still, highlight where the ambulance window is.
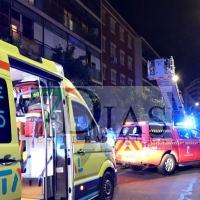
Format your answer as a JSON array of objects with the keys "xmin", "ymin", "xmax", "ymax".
[
  {"xmin": 72, "ymin": 101, "xmax": 98, "ymax": 142},
  {"xmin": 0, "ymin": 78, "xmax": 11, "ymax": 143}
]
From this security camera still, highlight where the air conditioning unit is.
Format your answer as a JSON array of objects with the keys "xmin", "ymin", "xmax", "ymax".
[
  {"xmin": 111, "ymin": 56, "xmax": 117, "ymax": 64},
  {"xmin": 89, "ymin": 28, "xmax": 99, "ymax": 36}
]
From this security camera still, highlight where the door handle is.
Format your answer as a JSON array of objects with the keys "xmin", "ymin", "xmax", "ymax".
[
  {"xmin": 180, "ymin": 142, "xmax": 185, "ymax": 144},
  {"xmin": 0, "ymin": 158, "xmax": 18, "ymax": 166},
  {"xmin": 77, "ymin": 149, "xmax": 85, "ymax": 155}
]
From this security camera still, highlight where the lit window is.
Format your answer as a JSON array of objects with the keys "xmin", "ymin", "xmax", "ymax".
[
  {"xmin": 102, "ymin": 36, "xmax": 106, "ymax": 52},
  {"xmin": 128, "ymin": 56, "xmax": 132, "ymax": 70},
  {"xmin": 120, "ymin": 50, "xmax": 125, "ymax": 65},
  {"xmin": 26, "ymin": 0, "xmax": 34, "ymax": 5},
  {"xmin": 119, "ymin": 26, "xmax": 124, "ymax": 42},
  {"xmin": 120, "ymin": 74, "xmax": 125, "ymax": 86},
  {"xmin": 110, "ymin": 17, "xmax": 116, "ymax": 34},
  {"xmin": 128, "ymin": 34, "xmax": 132, "ymax": 48}
]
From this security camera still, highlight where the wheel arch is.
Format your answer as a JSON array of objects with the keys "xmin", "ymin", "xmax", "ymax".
[{"xmin": 160, "ymin": 150, "xmax": 178, "ymax": 165}]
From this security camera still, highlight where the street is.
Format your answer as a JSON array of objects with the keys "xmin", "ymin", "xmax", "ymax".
[{"xmin": 113, "ymin": 165, "xmax": 200, "ymax": 200}]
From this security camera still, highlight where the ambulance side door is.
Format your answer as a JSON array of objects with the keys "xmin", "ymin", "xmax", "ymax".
[{"xmin": 69, "ymin": 99, "xmax": 104, "ymax": 199}]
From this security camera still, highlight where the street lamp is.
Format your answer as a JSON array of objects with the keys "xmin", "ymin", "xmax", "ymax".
[
  {"xmin": 172, "ymin": 75, "xmax": 179, "ymax": 82},
  {"xmin": 190, "ymin": 102, "xmax": 199, "ymax": 113}
]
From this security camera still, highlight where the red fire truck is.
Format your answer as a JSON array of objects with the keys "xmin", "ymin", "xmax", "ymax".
[{"xmin": 115, "ymin": 57, "xmax": 200, "ymax": 175}]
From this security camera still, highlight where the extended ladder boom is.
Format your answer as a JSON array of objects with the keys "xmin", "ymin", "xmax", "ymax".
[{"xmin": 147, "ymin": 57, "xmax": 185, "ymax": 117}]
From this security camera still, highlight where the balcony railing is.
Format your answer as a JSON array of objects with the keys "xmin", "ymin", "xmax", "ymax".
[
  {"xmin": 89, "ymin": 67, "xmax": 102, "ymax": 82},
  {"xmin": 0, "ymin": 25, "xmax": 102, "ymax": 83},
  {"xmin": 0, "ymin": 26, "xmax": 42, "ymax": 61}
]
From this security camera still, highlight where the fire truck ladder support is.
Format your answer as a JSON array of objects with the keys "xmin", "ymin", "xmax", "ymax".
[{"xmin": 147, "ymin": 56, "xmax": 185, "ymax": 117}]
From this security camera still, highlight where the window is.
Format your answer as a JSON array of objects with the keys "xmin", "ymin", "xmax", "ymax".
[
  {"xmin": 119, "ymin": 26, "xmax": 124, "ymax": 41},
  {"xmin": 102, "ymin": 7, "xmax": 106, "ymax": 24},
  {"xmin": 25, "ymin": 0, "xmax": 34, "ymax": 5},
  {"xmin": 111, "ymin": 69, "xmax": 117, "ymax": 85},
  {"xmin": 102, "ymin": 63, "xmax": 106, "ymax": 80},
  {"xmin": 128, "ymin": 34, "xmax": 132, "ymax": 48},
  {"xmin": 120, "ymin": 50, "xmax": 125, "ymax": 65},
  {"xmin": 110, "ymin": 42, "xmax": 116, "ymax": 57},
  {"xmin": 177, "ymin": 129, "xmax": 192, "ymax": 139},
  {"xmin": 120, "ymin": 74, "xmax": 125, "ymax": 86},
  {"xmin": 110, "ymin": 17, "xmax": 116, "ymax": 34},
  {"xmin": 0, "ymin": 78, "xmax": 11, "ymax": 143},
  {"xmin": 128, "ymin": 56, "xmax": 132, "ymax": 70},
  {"xmin": 102, "ymin": 36, "xmax": 106, "ymax": 52},
  {"xmin": 23, "ymin": 15, "xmax": 33, "ymax": 39},
  {"xmin": 191, "ymin": 129, "xmax": 200, "ymax": 139},
  {"xmin": 128, "ymin": 78, "xmax": 133, "ymax": 86},
  {"xmin": 149, "ymin": 125, "xmax": 172, "ymax": 138},
  {"xmin": 119, "ymin": 126, "xmax": 142, "ymax": 137},
  {"xmin": 71, "ymin": 101, "xmax": 98, "ymax": 142}
]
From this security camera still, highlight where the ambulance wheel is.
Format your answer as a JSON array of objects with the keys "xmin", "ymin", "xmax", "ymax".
[
  {"xmin": 158, "ymin": 154, "xmax": 176, "ymax": 175},
  {"xmin": 98, "ymin": 171, "xmax": 114, "ymax": 200}
]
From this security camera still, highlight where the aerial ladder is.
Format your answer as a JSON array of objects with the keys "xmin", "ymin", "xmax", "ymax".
[{"xmin": 147, "ymin": 56, "xmax": 195, "ymax": 127}]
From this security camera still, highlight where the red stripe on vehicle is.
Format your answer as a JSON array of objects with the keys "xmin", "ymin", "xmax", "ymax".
[
  {"xmin": 0, "ymin": 60, "xmax": 10, "ymax": 71},
  {"xmin": 65, "ymin": 87, "xmax": 81, "ymax": 100},
  {"xmin": 116, "ymin": 140, "xmax": 124, "ymax": 153}
]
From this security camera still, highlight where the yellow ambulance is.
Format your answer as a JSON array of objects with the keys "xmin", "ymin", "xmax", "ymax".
[{"xmin": 0, "ymin": 40, "xmax": 117, "ymax": 200}]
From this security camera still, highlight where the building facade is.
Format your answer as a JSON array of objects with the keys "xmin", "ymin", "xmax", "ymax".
[
  {"xmin": 102, "ymin": 0, "xmax": 140, "ymax": 86},
  {"xmin": 0, "ymin": 0, "xmax": 102, "ymax": 85},
  {"xmin": 102, "ymin": 0, "xmax": 159, "ymax": 87},
  {"xmin": 184, "ymin": 78, "xmax": 200, "ymax": 110}
]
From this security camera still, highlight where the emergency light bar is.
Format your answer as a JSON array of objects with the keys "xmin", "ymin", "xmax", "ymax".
[
  {"xmin": 55, "ymin": 63, "xmax": 64, "ymax": 74},
  {"xmin": 175, "ymin": 116, "xmax": 196, "ymax": 128},
  {"xmin": 125, "ymin": 121, "xmax": 149, "ymax": 125}
]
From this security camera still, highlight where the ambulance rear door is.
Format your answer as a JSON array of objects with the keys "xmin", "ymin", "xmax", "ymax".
[{"xmin": 0, "ymin": 73, "xmax": 21, "ymax": 200}]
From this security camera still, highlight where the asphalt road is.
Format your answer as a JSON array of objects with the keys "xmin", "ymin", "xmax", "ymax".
[{"xmin": 113, "ymin": 165, "xmax": 200, "ymax": 200}]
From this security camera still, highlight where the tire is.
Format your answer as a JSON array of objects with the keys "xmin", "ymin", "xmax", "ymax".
[
  {"xmin": 158, "ymin": 154, "xmax": 176, "ymax": 175},
  {"xmin": 98, "ymin": 171, "xmax": 114, "ymax": 200}
]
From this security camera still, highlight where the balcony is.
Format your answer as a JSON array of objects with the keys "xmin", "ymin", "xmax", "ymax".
[
  {"xmin": 0, "ymin": 25, "xmax": 42, "ymax": 62},
  {"xmin": 89, "ymin": 67, "xmax": 102, "ymax": 83}
]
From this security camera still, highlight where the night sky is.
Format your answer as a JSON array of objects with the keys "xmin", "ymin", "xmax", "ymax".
[{"xmin": 108, "ymin": 0, "xmax": 200, "ymax": 87}]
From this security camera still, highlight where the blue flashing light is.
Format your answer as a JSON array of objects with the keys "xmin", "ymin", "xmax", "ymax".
[{"xmin": 176, "ymin": 118, "xmax": 196, "ymax": 128}]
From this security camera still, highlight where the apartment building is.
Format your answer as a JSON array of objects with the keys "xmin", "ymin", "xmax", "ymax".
[
  {"xmin": 184, "ymin": 78, "xmax": 200, "ymax": 108},
  {"xmin": 0, "ymin": 0, "xmax": 102, "ymax": 85},
  {"xmin": 102, "ymin": 0, "xmax": 141, "ymax": 86},
  {"xmin": 102, "ymin": 0, "xmax": 159, "ymax": 87}
]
